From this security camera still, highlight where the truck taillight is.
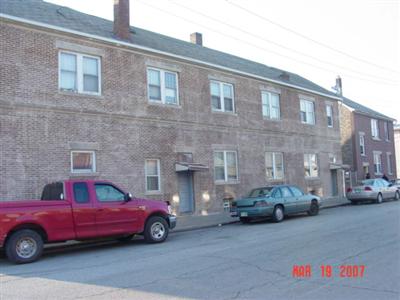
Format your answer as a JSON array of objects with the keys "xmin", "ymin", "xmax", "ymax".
[
  {"xmin": 364, "ymin": 186, "xmax": 373, "ymax": 191},
  {"xmin": 347, "ymin": 188, "xmax": 352, "ymax": 193}
]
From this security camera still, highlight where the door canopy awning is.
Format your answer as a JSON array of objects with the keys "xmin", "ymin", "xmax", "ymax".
[
  {"xmin": 175, "ymin": 162, "xmax": 209, "ymax": 172},
  {"xmin": 329, "ymin": 163, "xmax": 350, "ymax": 170}
]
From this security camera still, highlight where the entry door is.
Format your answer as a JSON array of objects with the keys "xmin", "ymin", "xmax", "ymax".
[
  {"xmin": 331, "ymin": 170, "xmax": 338, "ymax": 196},
  {"xmin": 178, "ymin": 172, "xmax": 194, "ymax": 213}
]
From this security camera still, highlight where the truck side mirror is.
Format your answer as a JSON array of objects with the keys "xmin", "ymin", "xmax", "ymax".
[{"xmin": 124, "ymin": 193, "xmax": 133, "ymax": 202}]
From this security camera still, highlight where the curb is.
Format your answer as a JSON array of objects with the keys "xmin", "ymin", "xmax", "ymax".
[{"xmin": 172, "ymin": 201, "xmax": 350, "ymax": 233}]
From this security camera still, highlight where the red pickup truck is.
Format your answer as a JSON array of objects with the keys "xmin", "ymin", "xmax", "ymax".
[{"xmin": 0, "ymin": 180, "xmax": 176, "ymax": 264}]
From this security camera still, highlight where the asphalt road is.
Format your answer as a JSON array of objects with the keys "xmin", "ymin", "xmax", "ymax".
[{"xmin": 1, "ymin": 201, "xmax": 399, "ymax": 300}]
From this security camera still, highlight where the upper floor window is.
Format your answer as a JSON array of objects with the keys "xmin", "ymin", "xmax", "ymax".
[
  {"xmin": 373, "ymin": 152, "xmax": 382, "ymax": 175},
  {"xmin": 214, "ymin": 151, "xmax": 238, "ymax": 182},
  {"xmin": 359, "ymin": 133, "xmax": 366, "ymax": 155},
  {"xmin": 371, "ymin": 119, "xmax": 379, "ymax": 139},
  {"xmin": 300, "ymin": 99, "xmax": 315, "ymax": 125},
  {"xmin": 145, "ymin": 159, "xmax": 161, "ymax": 193},
  {"xmin": 326, "ymin": 105, "xmax": 333, "ymax": 127},
  {"xmin": 304, "ymin": 153, "xmax": 318, "ymax": 177},
  {"xmin": 147, "ymin": 68, "xmax": 179, "ymax": 105},
  {"xmin": 329, "ymin": 153, "xmax": 337, "ymax": 164},
  {"xmin": 59, "ymin": 51, "xmax": 101, "ymax": 95},
  {"xmin": 210, "ymin": 81, "xmax": 234, "ymax": 113},
  {"xmin": 71, "ymin": 151, "xmax": 96, "ymax": 173},
  {"xmin": 265, "ymin": 152, "xmax": 284, "ymax": 180},
  {"xmin": 261, "ymin": 91, "xmax": 280, "ymax": 120},
  {"xmin": 384, "ymin": 121, "xmax": 389, "ymax": 141},
  {"xmin": 387, "ymin": 153, "xmax": 393, "ymax": 175}
]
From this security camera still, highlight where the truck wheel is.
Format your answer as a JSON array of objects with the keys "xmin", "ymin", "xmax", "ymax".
[
  {"xmin": 5, "ymin": 229, "xmax": 44, "ymax": 264},
  {"xmin": 144, "ymin": 216, "xmax": 169, "ymax": 243}
]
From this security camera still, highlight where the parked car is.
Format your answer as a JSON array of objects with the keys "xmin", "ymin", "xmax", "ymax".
[
  {"xmin": 390, "ymin": 179, "xmax": 400, "ymax": 190},
  {"xmin": 0, "ymin": 180, "xmax": 176, "ymax": 264},
  {"xmin": 230, "ymin": 185, "xmax": 320, "ymax": 223},
  {"xmin": 346, "ymin": 178, "xmax": 400, "ymax": 204}
]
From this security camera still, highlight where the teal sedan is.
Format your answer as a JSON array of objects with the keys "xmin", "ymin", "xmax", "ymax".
[{"xmin": 231, "ymin": 185, "xmax": 321, "ymax": 223}]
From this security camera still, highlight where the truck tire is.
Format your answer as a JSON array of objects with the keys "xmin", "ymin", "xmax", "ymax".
[
  {"xmin": 144, "ymin": 216, "xmax": 169, "ymax": 243},
  {"xmin": 5, "ymin": 229, "xmax": 44, "ymax": 264}
]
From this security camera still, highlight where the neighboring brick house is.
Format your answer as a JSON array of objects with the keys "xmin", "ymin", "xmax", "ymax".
[
  {"xmin": 0, "ymin": 0, "xmax": 345, "ymax": 215},
  {"xmin": 340, "ymin": 97, "xmax": 397, "ymax": 186},
  {"xmin": 395, "ymin": 125, "xmax": 400, "ymax": 178}
]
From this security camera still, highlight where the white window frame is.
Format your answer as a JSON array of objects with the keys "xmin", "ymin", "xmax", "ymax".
[
  {"xmin": 261, "ymin": 91, "xmax": 280, "ymax": 120},
  {"xmin": 210, "ymin": 80, "xmax": 235, "ymax": 113},
  {"xmin": 373, "ymin": 151, "xmax": 382, "ymax": 175},
  {"xmin": 371, "ymin": 119, "xmax": 379, "ymax": 139},
  {"xmin": 384, "ymin": 122, "xmax": 389, "ymax": 141},
  {"xmin": 147, "ymin": 67, "xmax": 179, "ymax": 105},
  {"xmin": 300, "ymin": 99, "xmax": 315, "ymax": 125},
  {"xmin": 145, "ymin": 159, "xmax": 161, "ymax": 193},
  {"xmin": 386, "ymin": 152, "xmax": 393, "ymax": 175},
  {"xmin": 214, "ymin": 151, "xmax": 238, "ymax": 182},
  {"xmin": 359, "ymin": 132, "xmax": 366, "ymax": 156},
  {"xmin": 59, "ymin": 51, "xmax": 101, "ymax": 95},
  {"xmin": 265, "ymin": 152, "xmax": 284, "ymax": 180},
  {"xmin": 304, "ymin": 153, "xmax": 319, "ymax": 178},
  {"xmin": 70, "ymin": 151, "xmax": 96, "ymax": 173},
  {"xmin": 326, "ymin": 105, "xmax": 333, "ymax": 128}
]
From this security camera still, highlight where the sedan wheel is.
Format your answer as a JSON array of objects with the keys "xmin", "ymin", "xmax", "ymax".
[
  {"xmin": 376, "ymin": 193, "xmax": 383, "ymax": 204},
  {"xmin": 395, "ymin": 191, "xmax": 400, "ymax": 201},
  {"xmin": 272, "ymin": 206, "xmax": 284, "ymax": 223},
  {"xmin": 307, "ymin": 202, "xmax": 319, "ymax": 216}
]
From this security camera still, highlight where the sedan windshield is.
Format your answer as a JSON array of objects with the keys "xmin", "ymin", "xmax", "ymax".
[{"xmin": 248, "ymin": 187, "xmax": 273, "ymax": 198}]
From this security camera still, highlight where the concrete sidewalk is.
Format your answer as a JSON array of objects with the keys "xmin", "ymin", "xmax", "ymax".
[{"xmin": 173, "ymin": 197, "xmax": 349, "ymax": 232}]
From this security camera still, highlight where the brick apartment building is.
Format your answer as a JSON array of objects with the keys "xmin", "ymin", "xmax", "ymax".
[
  {"xmin": 340, "ymin": 96, "xmax": 397, "ymax": 186},
  {"xmin": 394, "ymin": 125, "xmax": 400, "ymax": 178},
  {"xmin": 0, "ymin": 0, "xmax": 345, "ymax": 215}
]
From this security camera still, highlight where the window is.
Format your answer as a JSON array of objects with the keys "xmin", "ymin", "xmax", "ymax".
[
  {"xmin": 73, "ymin": 182, "xmax": 89, "ymax": 204},
  {"xmin": 384, "ymin": 122, "xmax": 389, "ymax": 141},
  {"xmin": 373, "ymin": 152, "xmax": 382, "ymax": 175},
  {"xmin": 280, "ymin": 187, "xmax": 293, "ymax": 198},
  {"xmin": 387, "ymin": 153, "xmax": 393, "ymax": 175},
  {"xmin": 265, "ymin": 152, "xmax": 284, "ymax": 180},
  {"xmin": 214, "ymin": 151, "xmax": 238, "ymax": 182},
  {"xmin": 273, "ymin": 188, "xmax": 282, "ymax": 198},
  {"xmin": 300, "ymin": 99, "xmax": 315, "ymax": 125},
  {"xmin": 210, "ymin": 81, "xmax": 234, "ymax": 113},
  {"xmin": 59, "ymin": 51, "xmax": 101, "ymax": 94},
  {"xmin": 147, "ymin": 68, "xmax": 179, "ymax": 105},
  {"xmin": 262, "ymin": 91, "xmax": 280, "ymax": 120},
  {"xmin": 371, "ymin": 119, "xmax": 379, "ymax": 139},
  {"xmin": 304, "ymin": 154, "xmax": 318, "ymax": 177},
  {"xmin": 95, "ymin": 184, "xmax": 125, "ymax": 202},
  {"xmin": 289, "ymin": 186, "xmax": 304, "ymax": 197},
  {"xmin": 71, "ymin": 151, "xmax": 96, "ymax": 173},
  {"xmin": 145, "ymin": 159, "xmax": 161, "ymax": 192},
  {"xmin": 329, "ymin": 153, "xmax": 337, "ymax": 164},
  {"xmin": 326, "ymin": 105, "xmax": 333, "ymax": 127},
  {"xmin": 359, "ymin": 133, "xmax": 366, "ymax": 155}
]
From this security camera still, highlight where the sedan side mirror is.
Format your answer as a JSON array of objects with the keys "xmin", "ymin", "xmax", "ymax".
[{"xmin": 124, "ymin": 193, "xmax": 133, "ymax": 202}]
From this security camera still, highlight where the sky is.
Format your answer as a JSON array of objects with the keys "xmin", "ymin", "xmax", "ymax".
[{"xmin": 47, "ymin": 0, "xmax": 400, "ymax": 122}]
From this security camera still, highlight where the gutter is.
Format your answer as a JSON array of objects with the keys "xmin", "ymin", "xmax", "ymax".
[{"xmin": 0, "ymin": 13, "xmax": 342, "ymax": 101}]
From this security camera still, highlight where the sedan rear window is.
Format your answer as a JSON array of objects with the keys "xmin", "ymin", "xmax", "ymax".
[{"xmin": 248, "ymin": 187, "xmax": 273, "ymax": 198}]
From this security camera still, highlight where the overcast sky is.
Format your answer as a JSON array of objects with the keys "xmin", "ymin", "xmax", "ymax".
[{"xmin": 47, "ymin": 0, "xmax": 400, "ymax": 122}]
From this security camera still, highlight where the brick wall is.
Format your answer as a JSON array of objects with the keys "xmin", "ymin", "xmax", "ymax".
[{"xmin": 0, "ymin": 22, "xmax": 344, "ymax": 213}]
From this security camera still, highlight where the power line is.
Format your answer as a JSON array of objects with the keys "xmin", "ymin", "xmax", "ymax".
[
  {"xmin": 168, "ymin": 0, "xmax": 399, "ymax": 83},
  {"xmin": 136, "ymin": 0, "xmax": 398, "ymax": 86},
  {"xmin": 226, "ymin": 0, "xmax": 400, "ymax": 75}
]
